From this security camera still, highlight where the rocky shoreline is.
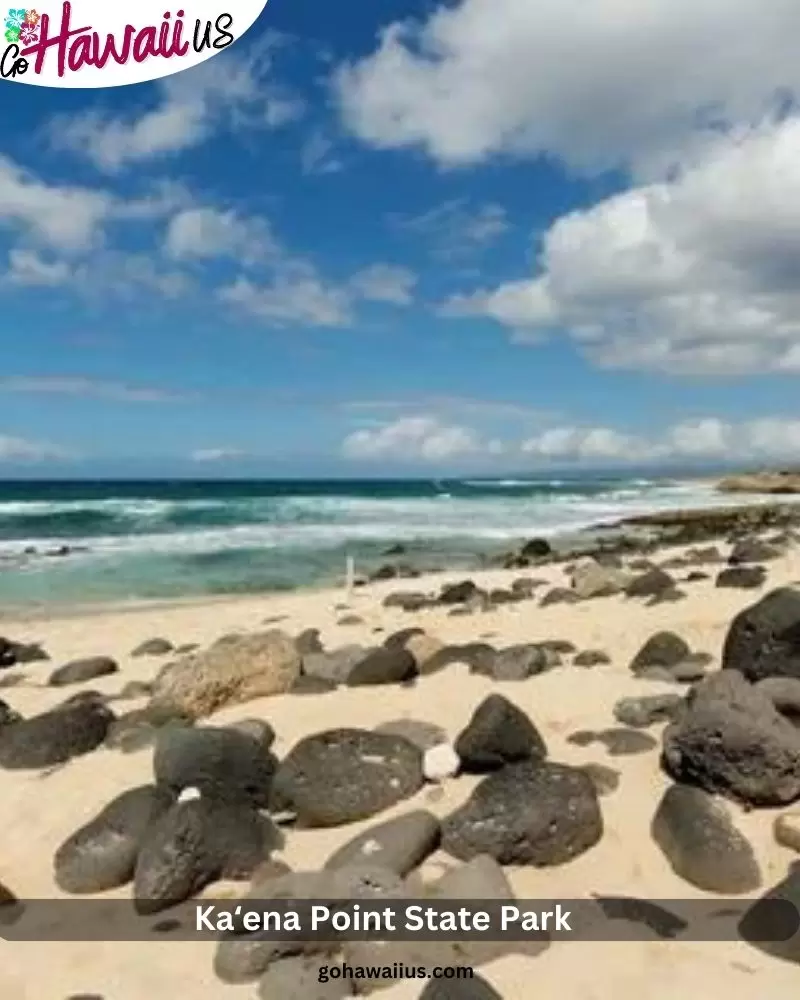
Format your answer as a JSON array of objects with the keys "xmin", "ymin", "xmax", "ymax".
[{"xmin": 1, "ymin": 512, "xmax": 800, "ymax": 995}]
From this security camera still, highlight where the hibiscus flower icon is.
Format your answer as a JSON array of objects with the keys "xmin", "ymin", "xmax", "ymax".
[
  {"xmin": 5, "ymin": 7, "xmax": 25, "ymax": 29},
  {"xmin": 25, "ymin": 8, "xmax": 39, "ymax": 26},
  {"xmin": 18, "ymin": 20, "xmax": 36, "ymax": 43}
]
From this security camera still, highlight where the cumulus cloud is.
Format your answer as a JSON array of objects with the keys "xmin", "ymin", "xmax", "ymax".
[
  {"xmin": 348, "ymin": 264, "xmax": 417, "ymax": 304},
  {"xmin": 219, "ymin": 258, "xmax": 417, "ymax": 327},
  {"xmin": 0, "ymin": 433, "xmax": 71, "ymax": 462},
  {"xmin": 342, "ymin": 415, "xmax": 483, "ymax": 461},
  {"xmin": 49, "ymin": 42, "xmax": 303, "ymax": 173},
  {"xmin": 0, "ymin": 156, "xmax": 114, "ymax": 252},
  {"xmin": 335, "ymin": 0, "xmax": 800, "ymax": 175},
  {"xmin": 444, "ymin": 117, "xmax": 800, "ymax": 374},
  {"xmin": 5, "ymin": 249, "xmax": 72, "ymax": 286},
  {"xmin": 164, "ymin": 207, "xmax": 277, "ymax": 264},
  {"xmin": 190, "ymin": 448, "xmax": 246, "ymax": 462},
  {"xmin": 219, "ymin": 269, "xmax": 353, "ymax": 327},
  {"xmin": 522, "ymin": 417, "xmax": 800, "ymax": 463}
]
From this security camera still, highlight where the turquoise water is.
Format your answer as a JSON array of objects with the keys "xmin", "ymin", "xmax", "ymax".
[{"xmin": 0, "ymin": 476, "xmax": 726, "ymax": 607}]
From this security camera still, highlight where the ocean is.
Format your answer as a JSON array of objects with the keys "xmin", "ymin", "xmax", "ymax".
[{"xmin": 0, "ymin": 475, "xmax": 740, "ymax": 608}]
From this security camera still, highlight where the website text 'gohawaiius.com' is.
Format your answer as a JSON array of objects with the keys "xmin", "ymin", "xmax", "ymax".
[{"xmin": 317, "ymin": 963, "xmax": 475, "ymax": 985}]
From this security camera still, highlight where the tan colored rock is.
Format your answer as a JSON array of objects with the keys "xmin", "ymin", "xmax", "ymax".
[
  {"xmin": 150, "ymin": 630, "xmax": 301, "ymax": 719},
  {"xmin": 774, "ymin": 811, "xmax": 800, "ymax": 852},
  {"xmin": 404, "ymin": 633, "xmax": 444, "ymax": 670},
  {"xmin": 718, "ymin": 471, "xmax": 800, "ymax": 494},
  {"xmin": 571, "ymin": 559, "xmax": 631, "ymax": 599}
]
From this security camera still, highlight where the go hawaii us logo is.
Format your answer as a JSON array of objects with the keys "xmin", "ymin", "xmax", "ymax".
[{"xmin": 1, "ymin": 0, "xmax": 270, "ymax": 87}]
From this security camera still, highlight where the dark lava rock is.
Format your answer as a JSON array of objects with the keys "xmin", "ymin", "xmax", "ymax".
[
  {"xmin": 0, "ymin": 639, "xmax": 48, "ymax": 665},
  {"xmin": 116, "ymin": 681, "xmax": 154, "ymax": 700},
  {"xmin": 630, "ymin": 632, "xmax": 691, "ymax": 675},
  {"xmin": 382, "ymin": 592, "xmax": 431, "ymax": 612},
  {"xmin": 722, "ymin": 587, "xmax": 800, "ymax": 682},
  {"xmin": 214, "ymin": 865, "xmax": 405, "ymax": 983},
  {"xmin": 0, "ymin": 698, "xmax": 114, "ymax": 769},
  {"xmin": 270, "ymin": 729, "xmax": 423, "ymax": 828},
  {"xmin": 0, "ymin": 698, "xmax": 22, "ymax": 727},
  {"xmin": 577, "ymin": 763, "xmax": 621, "ymax": 796},
  {"xmin": 384, "ymin": 627, "xmax": 426, "ymax": 649},
  {"xmin": 227, "ymin": 718, "xmax": 276, "ymax": 749},
  {"xmin": 104, "ymin": 704, "xmax": 193, "ymax": 753},
  {"xmin": 613, "ymin": 694, "xmax": 685, "ymax": 729},
  {"xmin": 295, "ymin": 628, "xmax": 324, "ymax": 656},
  {"xmin": 490, "ymin": 644, "xmax": 553, "ymax": 681},
  {"xmin": 755, "ymin": 677, "xmax": 800, "ymax": 722},
  {"xmin": 54, "ymin": 784, "xmax": 175, "ymax": 893},
  {"xmin": 540, "ymin": 639, "xmax": 576, "ymax": 655},
  {"xmin": 423, "ymin": 643, "xmax": 497, "ymax": 677},
  {"xmin": 257, "ymin": 956, "xmax": 354, "ymax": 1000},
  {"xmin": 131, "ymin": 638, "xmax": 173, "ymax": 658},
  {"xmin": 346, "ymin": 646, "xmax": 417, "ymax": 687},
  {"xmin": 716, "ymin": 566, "xmax": 767, "ymax": 589},
  {"xmin": 153, "ymin": 725, "xmax": 278, "ymax": 807},
  {"xmin": 374, "ymin": 719, "xmax": 447, "ymax": 751},
  {"xmin": 521, "ymin": 538, "xmax": 552, "ymax": 560},
  {"xmin": 626, "ymin": 568, "xmax": 675, "ymax": 598},
  {"xmin": 573, "ymin": 649, "xmax": 611, "ymax": 667},
  {"xmin": 686, "ymin": 571, "xmax": 710, "ymax": 582},
  {"xmin": 419, "ymin": 973, "xmax": 503, "ymax": 1000},
  {"xmin": 599, "ymin": 728, "xmax": 658, "ymax": 756},
  {"xmin": 441, "ymin": 760, "xmax": 603, "ymax": 865},
  {"xmin": 291, "ymin": 675, "xmax": 337, "ymax": 695},
  {"xmin": 567, "ymin": 728, "xmax": 657, "ymax": 755},
  {"xmin": 324, "ymin": 810, "xmax": 440, "ymax": 876},
  {"xmin": 303, "ymin": 646, "xmax": 367, "ymax": 686},
  {"xmin": 134, "ymin": 799, "xmax": 278, "ymax": 913},
  {"xmin": 738, "ymin": 862, "xmax": 800, "ymax": 964},
  {"xmin": 539, "ymin": 587, "xmax": 580, "ymax": 607},
  {"xmin": 48, "ymin": 656, "xmax": 119, "ymax": 687},
  {"xmin": 510, "ymin": 577, "xmax": 544, "ymax": 598},
  {"xmin": 455, "ymin": 695, "xmax": 547, "ymax": 772},
  {"xmin": 651, "ymin": 783, "xmax": 761, "ymax": 893},
  {"xmin": 646, "ymin": 587, "xmax": 686, "ymax": 606},
  {"xmin": 662, "ymin": 671, "xmax": 800, "ymax": 805},
  {"xmin": 438, "ymin": 580, "xmax": 481, "ymax": 605},
  {"xmin": 729, "ymin": 537, "xmax": 781, "ymax": 565}
]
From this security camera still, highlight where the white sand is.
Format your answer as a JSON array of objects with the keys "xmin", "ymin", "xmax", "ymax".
[{"xmin": 0, "ymin": 545, "xmax": 799, "ymax": 997}]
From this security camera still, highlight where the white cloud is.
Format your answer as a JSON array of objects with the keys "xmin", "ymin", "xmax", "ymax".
[
  {"xmin": 300, "ymin": 131, "xmax": 344, "ymax": 176},
  {"xmin": 0, "ymin": 377, "xmax": 186, "ymax": 403},
  {"xmin": 521, "ymin": 417, "xmax": 800, "ymax": 464},
  {"xmin": 0, "ymin": 156, "xmax": 113, "ymax": 252},
  {"xmin": 349, "ymin": 264, "xmax": 417, "ymax": 304},
  {"xmin": 219, "ymin": 268, "xmax": 352, "ymax": 327},
  {"xmin": 445, "ymin": 117, "xmax": 800, "ymax": 374},
  {"xmin": 0, "ymin": 433, "xmax": 71, "ymax": 462},
  {"xmin": 342, "ymin": 415, "xmax": 483, "ymax": 461},
  {"xmin": 391, "ymin": 199, "xmax": 510, "ymax": 258},
  {"xmin": 5, "ymin": 249, "xmax": 72, "ymax": 286},
  {"xmin": 219, "ymin": 258, "xmax": 418, "ymax": 327},
  {"xmin": 164, "ymin": 208, "xmax": 277, "ymax": 264},
  {"xmin": 336, "ymin": 0, "xmax": 800, "ymax": 175},
  {"xmin": 49, "ymin": 42, "xmax": 303, "ymax": 173},
  {"xmin": 191, "ymin": 448, "xmax": 246, "ymax": 462}
]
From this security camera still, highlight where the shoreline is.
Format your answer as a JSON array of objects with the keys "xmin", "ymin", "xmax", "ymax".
[
  {"xmin": 2, "ymin": 495, "xmax": 799, "ymax": 624},
  {"xmin": 1, "ymin": 500, "xmax": 800, "ymax": 996}
]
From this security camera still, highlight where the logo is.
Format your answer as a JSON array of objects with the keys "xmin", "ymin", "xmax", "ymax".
[{"xmin": 1, "ymin": 0, "xmax": 270, "ymax": 87}]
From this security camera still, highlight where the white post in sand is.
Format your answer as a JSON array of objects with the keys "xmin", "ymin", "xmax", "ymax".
[{"xmin": 346, "ymin": 554, "xmax": 355, "ymax": 598}]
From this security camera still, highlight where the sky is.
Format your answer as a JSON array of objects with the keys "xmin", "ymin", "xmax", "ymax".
[{"xmin": 2, "ymin": 0, "xmax": 800, "ymax": 477}]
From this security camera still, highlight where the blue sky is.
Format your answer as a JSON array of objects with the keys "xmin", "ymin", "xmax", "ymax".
[{"xmin": 2, "ymin": 0, "xmax": 800, "ymax": 476}]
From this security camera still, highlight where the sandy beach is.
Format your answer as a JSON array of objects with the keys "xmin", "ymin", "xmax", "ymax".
[{"xmin": 0, "ymin": 537, "xmax": 799, "ymax": 998}]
